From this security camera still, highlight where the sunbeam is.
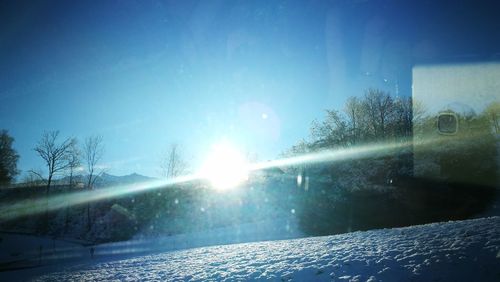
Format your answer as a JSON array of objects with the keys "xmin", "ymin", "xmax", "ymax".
[
  {"xmin": 0, "ymin": 174, "xmax": 200, "ymax": 222},
  {"xmin": 0, "ymin": 133, "xmax": 484, "ymax": 223},
  {"xmin": 199, "ymin": 142, "xmax": 249, "ymax": 191}
]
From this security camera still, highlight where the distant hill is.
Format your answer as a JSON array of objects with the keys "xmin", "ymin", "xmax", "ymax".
[{"xmin": 57, "ymin": 172, "xmax": 157, "ymax": 188}]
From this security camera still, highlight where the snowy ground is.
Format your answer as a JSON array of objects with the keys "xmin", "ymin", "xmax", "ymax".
[
  {"xmin": 3, "ymin": 216, "xmax": 498, "ymax": 281},
  {"xmin": 0, "ymin": 232, "xmax": 90, "ymax": 270}
]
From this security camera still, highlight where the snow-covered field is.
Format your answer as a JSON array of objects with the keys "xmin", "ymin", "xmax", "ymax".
[{"xmin": 3, "ymin": 216, "xmax": 497, "ymax": 281}]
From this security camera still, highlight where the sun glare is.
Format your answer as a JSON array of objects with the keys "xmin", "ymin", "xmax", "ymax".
[{"xmin": 200, "ymin": 142, "xmax": 249, "ymax": 191}]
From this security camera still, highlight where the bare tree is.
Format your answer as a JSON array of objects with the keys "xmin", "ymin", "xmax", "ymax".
[
  {"xmin": 34, "ymin": 131, "xmax": 76, "ymax": 232},
  {"xmin": 83, "ymin": 135, "xmax": 104, "ymax": 189},
  {"xmin": 160, "ymin": 144, "xmax": 186, "ymax": 179},
  {"xmin": 363, "ymin": 89, "xmax": 394, "ymax": 139},
  {"xmin": 66, "ymin": 140, "xmax": 81, "ymax": 188},
  {"xmin": 83, "ymin": 135, "xmax": 104, "ymax": 231},
  {"xmin": 344, "ymin": 97, "xmax": 366, "ymax": 144},
  {"xmin": 64, "ymin": 140, "xmax": 80, "ymax": 232},
  {"xmin": 392, "ymin": 96, "xmax": 413, "ymax": 137},
  {"xmin": 34, "ymin": 131, "xmax": 76, "ymax": 193},
  {"xmin": 310, "ymin": 110, "xmax": 349, "ymax": 148},
  {"xmin": 23, "ymin": 169, "xmax": 45, "ymax": 187}
]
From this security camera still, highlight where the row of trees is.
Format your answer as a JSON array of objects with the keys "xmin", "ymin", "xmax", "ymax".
[
  {"xmin": 288, "ymin": 89, "xmax": 410, "ymax": 234},
  {"xmin": 0, "ymin": 131, "xmax": 191, "ymax": 190},
  {"xmin": 31, "ymin": 131, "xmax": 104, "ymax": 232},
  {"xmin": 30, "ymin": 131, "xmax": 105, "ymax": 192},
  {"xmin": 0, "ymin": 130, "xmax": 105, "ymax": 233},
  {"xmin": 1, "ymin": 132, "xmax": 189, "ymax": 187},
  {"xmin": 0, "ymin": 128, "xmax": 192, "ymax": 238},
  {"xmin": 289, "ymin": 90, "xmax": 499, "ymax": 235},
  {"xmin": 284, "ymin": 89, "xmax": 416, "ymax": 195},
  {"xmin": 311, "ymin": 88, "xmax": 413, "ymax": 149},
  {"xmin": 0, "ymin": 130, "xmax": 106, "ymax": 189},
  {"xmin": 0, "ymin": 130, "xmax": 192, "ymax": 241}
]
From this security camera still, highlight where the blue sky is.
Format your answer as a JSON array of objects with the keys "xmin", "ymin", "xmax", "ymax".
[{"xmin": 1, "ymin": 0, "xmax": 499, "ymax": 178}]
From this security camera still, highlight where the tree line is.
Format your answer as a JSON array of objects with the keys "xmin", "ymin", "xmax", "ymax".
[
  {"xmin": 0, "ymin": 130, "xmax": 105, "ymax": 232},
  {"xmin": 26, "ymin": 131, "xmax": 105, "ymax": 192},
  {"xmin": 0, "ymin": 127, "xmax": 190, "ymax": 239},
  {"xmin": 287, "ymin": 88, "xmax": 413, "ymax": 156},
  {"xmin": 285, "ymin": 89, "xmax": 498, "ymax": 236}
]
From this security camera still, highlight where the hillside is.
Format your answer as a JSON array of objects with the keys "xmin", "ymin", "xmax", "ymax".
[{"xmin": 4, "ymin": 216, "xmax": 496, "ymax": 281}]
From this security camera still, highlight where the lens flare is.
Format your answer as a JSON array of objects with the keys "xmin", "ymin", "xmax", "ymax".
[
  {"xmin": 200, "ymin": 142, "xmax": 249, "ymax": 190},
  {"xmin": 0, "ymin": 175, "xmax": 198, "ymax": 222},
  {"xmin": 1, "ymin": 135, "xmax": 468, "ymax": 222}
]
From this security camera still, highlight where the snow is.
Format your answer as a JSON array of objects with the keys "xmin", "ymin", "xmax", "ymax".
[
  {"xmin": 0, "ymin": 232, "xmax": 90, "ymax": 272},
  {"xmin": 3, "ymin": 216, "xmax": 498, "ymax": 281},
  {"xmin": 0, "ymin": 233, "xmax": 81, "ymax": 261}
]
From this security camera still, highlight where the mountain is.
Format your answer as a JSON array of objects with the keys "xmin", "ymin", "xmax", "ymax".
[
  {"xmin": 97, "ymin": 172, "xmax": 156, "ymax": 187},
  {"xmin": 57, "ymin": 172, "xmax": 157, "ymax": 188}
]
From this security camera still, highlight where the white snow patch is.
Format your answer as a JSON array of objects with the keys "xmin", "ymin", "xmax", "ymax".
[{"xmin": 10, "ymin": 216, "xmax": 498, "ymax": 282}]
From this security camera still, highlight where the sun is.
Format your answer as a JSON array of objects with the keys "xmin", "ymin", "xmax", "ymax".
[{"xmin": 200, "ymin": 142, "xmax": 249, "ymax": 191}]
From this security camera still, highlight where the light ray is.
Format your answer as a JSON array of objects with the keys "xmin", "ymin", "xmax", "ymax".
[
  {"xmin": 0, "ymin": 174, "xmax": 200, "ymax": 222},
  {"xmin": 0, "ymin": 133, "xmax": 486, "ymax": 222},
  {"xmin": 249, "ymin": 139, "xmax": 413, "ymax": 171}
]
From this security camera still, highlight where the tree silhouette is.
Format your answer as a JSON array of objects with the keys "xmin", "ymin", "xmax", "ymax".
[
  {"xmin": 83, "ymin": 135, "xmax": 104, "ymax": 231},
  {"xmin": 0, "ymin": 130, "xmax": 20, "ymax": 185},
  {"xmin": 34, "ymin": 131, "xmax": 76, "ymax": 192},
  {"xmin": 33, "ymin": 130, "xmax": 76, "ymax": 232},
  {"xmin": 160, "ymin": 144, "xmax": 187, "ymax": 179}
]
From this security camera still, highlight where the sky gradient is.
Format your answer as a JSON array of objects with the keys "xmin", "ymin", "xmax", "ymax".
[{"xmin": 1, "ymin": 0, "xmax": 499, "ymax": 178}]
